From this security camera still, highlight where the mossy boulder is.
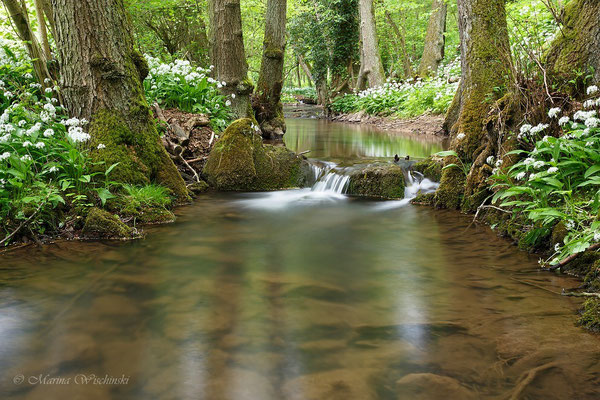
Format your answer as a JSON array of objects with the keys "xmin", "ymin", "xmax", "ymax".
[
  {"xmin": 82, "ymin": 208, "xmax": 134, "ymax": 239},
  {"xmin": 203, "ymin": 118, "xmax": 307, "ymax": 191},
  {"xmin": 411, "ymin": 156, "xmax": 443, "ymax": 182},
  {"xmin": 188, "ymin": 180, "xmax": 210, "ymax": 195},
  {"xmin": 347, "ymin": 165, "xmax": 405, "ymax": 199}
]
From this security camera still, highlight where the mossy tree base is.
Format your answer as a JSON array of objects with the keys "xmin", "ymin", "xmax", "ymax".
[{"xmin": 203, "ymin": 119, "xmax": 307, "ymax": 191}]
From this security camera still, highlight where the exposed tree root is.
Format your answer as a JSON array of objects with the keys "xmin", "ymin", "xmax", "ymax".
[
  {"xmin": 508, "ymin": 362, "xmax": 559, "ymax": 400},
  {"xmin": 561, "ymin": 291, "xmax": 600, "ymax": 299}
]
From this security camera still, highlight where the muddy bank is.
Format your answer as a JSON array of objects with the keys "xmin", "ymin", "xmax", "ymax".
[{"xmin": 330, "ymin": 112, "xmax": 446, "ymax": 137}]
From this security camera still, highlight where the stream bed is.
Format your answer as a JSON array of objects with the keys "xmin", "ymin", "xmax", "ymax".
[{"xmin": 1, "ymin": 119, "xmax": 599, "ymax": 399}]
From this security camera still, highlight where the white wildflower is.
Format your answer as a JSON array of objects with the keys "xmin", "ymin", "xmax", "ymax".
[
  {"xmin": 558, "ymin": 116, "xmax": 570, "ymax": 126},
  {"xmin": 495, "ymin": 159, "xmax": 503, "ymax": 167},
  {"xmin": 486, "ymin": 155, "xmax": 495, "ymax": 165},
  {"xmin": 97, "ymin": 143, "xmax": 106, "ymax": 149},
  {"xmin": 67, "ymin": 126, "xmax": 90, "ymax": 143},
  {"xmin": 43, "ymin": 129, "xmax": 54, "ymax": 137},
  {"xmin": 548, "ymin": 107, "xmax": 561, "ymax": 118},
  {"xmin": 20, "ymin": 154, "xmax": 31, "ymax": 162},
  {"xmin": 520, "ymin": 124, "xmax": 532, "ymax": 134},
  {"xmin": 533, "ymin": 160, "xmax": 545, "ymax": 169},
  {"xmin": 587, "ymin": 85, "xmax": 599, "ymax": 95},
  {"xmin": 456, "ymin": 133, "xmax": 466, "ymax": 140},
  {"xmin": 0, "ymin": 151, "xmax": 10, "ymax": 161},
  {"xmin": 48, "ymin": 166, "xmax": 59, "ymax": 173},
  {"xmin": 585, "ymin": 117, "xmax": 599, "ymax": 128},
  {"xmin": 516, "ymin": 172, "xmax": 526, "ymax": 180},
  {"xmin": 566, "ymin": 220, "xmax": 575, "ymax": 230},
  {"xmin": 547, "ymin": 167, "xmax": 558, "ymax": 174},
  {"xmin": 554, "ymin": 243, "xmax": 561, "ymax": 252},
  {"xmin": 225, "ymin": 100, "xmax": 231, "ymax": 107},
  {"xmin": 524, "ymin": 157, "xmax": 535, "ymax": 166},
  {"xmin": 22, "ymin": 140, "xmax": 33, "ymax": 147}
]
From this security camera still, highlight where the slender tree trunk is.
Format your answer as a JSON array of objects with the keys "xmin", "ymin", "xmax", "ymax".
[
  {"xmin": 385, "ymin": 10, "xmax": 412, "ymax": 78},
  {"xmin": 209, "ymin": 0, "xmax": 254, "ymax": 119},
  {"xmin": 356, "ymin": 0, "xmax": 385, "ymax": 89},
  {"xmin": 298, "ymin": 54, "xmax": 313, "ymax": 87},
  {"xmin": 417, "ymin": 0, "xmax": 447, "ymax": 77},
  {"xmin": 435, "ymin": 0, "xmax": 512, "ymax": 210},
  {"xmin": 545, "ymin": 0, "xmax": 600, "ymax": 90},
  {"xmin": 2, "ymin": 0, "xmax": 52, "ymax": 85},
  {"xmin": 253, "ymin": 0, "xmax": 287, "ymax": 139},
  {"xmin": 33, "ymin": 0, "xmax": 51, "ymax": 60},
  {"xmin": 50, "ymin": 0, "xmax": 188, "ymax": 201}
]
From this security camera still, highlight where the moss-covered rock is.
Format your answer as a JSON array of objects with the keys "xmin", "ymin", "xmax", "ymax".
[
  {"xmin": 203, "ymin": 118, "xmax": 307, "ymax": 191},
  {"xmin": 82, "ymin": 208, "xmax": 134, "ymax": 239},
  {"xmin": 411, "ymin": 156, "xmax": 443, "ymax": 182},
  {"xmin": 188, "ymin": 180, "xmax": 210, "ymax": 195},
  {"xmin": 578, "ymin": 298, "xmax": 600, "ymax": 333},
  {"xmin": 347, "ymin": 165, "xmax": 405, "ymax": 199},
  {"xmin": 411, "ymin": 192, "xmax": 436, "ymax": 205}
]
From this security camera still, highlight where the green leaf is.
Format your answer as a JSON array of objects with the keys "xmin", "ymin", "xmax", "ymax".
[
  {"xmin": 434, "ymin": 150, "xmax": 458, "ymax": 158},
  {"xmin": 96, "ymin": 188, "xmax": 115, "ymax": 206},
  {"xmin": 584, "ymin": 164, "xmax": 600, "ymax": 178}
]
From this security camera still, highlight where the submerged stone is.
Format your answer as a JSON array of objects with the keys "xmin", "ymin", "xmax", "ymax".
[
  {"xmin": 347, "ymin": 165, "xmax": 405, "ymax": 199},
  {"xmin": 395, "ymin": 373, "xmax": 477, "ymax": 400},
  {"xmin": 82, "ymin": 208, "xmax": 134, "ymax": 239},
  {"xmin": 203, "ymin": 118, "xmax": 308, "ymax": 191}
]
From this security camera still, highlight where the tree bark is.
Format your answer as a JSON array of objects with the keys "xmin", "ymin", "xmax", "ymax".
[
  {"xmin": 385, "ymin": 10, "xmax": 412, "ymax": 79},
  {"xmin": 356, "ymin": 0, "xmax": 385, "ymax": 89},
  {"xmin": 50, "ymin": 0, "xmax": 188, "ymax": 201},
  {"xmin": 435, "ymin": 0, "xmax": 512, "ymax": 210},
  {"xmin": 209, "ymin": 0, "xmax": 254, "ymax": 119},
  {"xmin": 2, "ymin": 0, "xmax": 52, "ymax": 85},
  {"xmin": 33, "ymin": 0, "xmax": 51, "ymax": 60},
  {"xmin": 253, "ymin": 0, "xmax": 287, "ymax": 139},
  {"xmin": 417, "ymin": 0, "xmax": 447, "ymax": 77},
  {"xmin": 545, "ymin": 0, "xmax": 600, "ymax": 90}
]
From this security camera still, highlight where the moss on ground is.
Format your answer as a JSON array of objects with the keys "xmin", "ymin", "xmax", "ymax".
[{"xmin": 82, "ymin": 208, "xmax": 133, "ymax": 238}]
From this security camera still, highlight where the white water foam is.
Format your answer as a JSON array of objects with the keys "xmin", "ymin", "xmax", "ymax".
[{"xmin": 371, "ymin": 172, "xmax": 439, "ymax": 210}]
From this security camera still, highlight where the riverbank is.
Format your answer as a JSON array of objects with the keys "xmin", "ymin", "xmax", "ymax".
[{"xmin": 330, "ymin": 112, "xmax": 446, "ymax": 137}]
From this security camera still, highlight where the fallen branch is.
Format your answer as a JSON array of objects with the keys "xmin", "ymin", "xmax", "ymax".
[
  {"xmin": 177, "ymin": 147, "xmax": 200, "ymax": 183},
  {"xmin": 297, "ymin": 150, "xmax": 311, "ymax": 156},
  {"xmin": 208, "ymin": 132, "xmax": 215, "ymax": 147},
  {"xmin": 185, "ymin": 156, "xmax": 208, "ymax": 163},
  {"xmin": 0, "ymin": 200, "xmax": 45, "ymax": 247},
  {"xmin": 561, "ymin": 290, "xmax": 600, "ymax": 299},
  {"xmin": 548, "ymin": 243, "xmax": 600, "ymax": 271}
]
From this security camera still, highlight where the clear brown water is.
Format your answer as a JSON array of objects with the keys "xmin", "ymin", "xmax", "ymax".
[{"xmin": 1, "ymin": 119, "xmax": 599, "ymax": 400}]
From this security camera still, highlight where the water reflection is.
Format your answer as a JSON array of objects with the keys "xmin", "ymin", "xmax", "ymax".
[
  {"xmin": 284, "ymin": 119, "xmax": 446, "ymax": 161},
  {"xmin": 0, "ymin": 119, "xmax": 599, "ymax": 399}
]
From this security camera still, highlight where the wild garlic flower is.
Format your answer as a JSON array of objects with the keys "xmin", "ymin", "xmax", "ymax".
[{"xmin": 547, "ymin": 107, "xmax": 561, "ymax": 118}]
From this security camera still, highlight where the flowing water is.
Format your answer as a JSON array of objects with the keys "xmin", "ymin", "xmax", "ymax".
[{"xmin": 1, "ymin": 119, "xmax": 599, "ymax": 400}]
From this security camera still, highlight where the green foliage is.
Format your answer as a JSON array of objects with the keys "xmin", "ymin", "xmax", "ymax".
[
  {"xmin": 281, "ymin": 87, "xmax": 318, "ymax": 104},
  {"xmin": 122, "ymin": 184, "xmax": 172, "ymax": 208},
  {"xmin": 490, "ymin": 95, "xmax": 600, "ymax": 266},
  {"xmin": 331, "ymin": 61, "xmax": 459, "ymax": 117},
  {"xmin": 143, "ymin": 56, "xmax": 233, "ymax": 131},
  {"xmin": 0, "ymin": 49, "xmax": 120, "ymax": 243}
]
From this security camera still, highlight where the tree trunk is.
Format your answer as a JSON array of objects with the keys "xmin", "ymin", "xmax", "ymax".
[
  {"xmin": 2, "ymin": 0, "xmax": 52, "ymax": 85},
  {"xmin": 253, "ymin": 0, "xmax": 287, "ymax": 139},
  {"xmin": 545, "ymin": 0, "xmax": 600, "ymax": 91},
  {"xmin": 417, "ymin": 0, "xmax": 447, "ymax": 77},
  {"xmin": 357, "ymin": 0, "xmax": 385, "ymax": 89},
  {"xmin": 385, "ymin": 10, "xmax": 412, "ymax": 79},
  {"xmin": 50, "ymin": 0, "xmax": 188, "ymax": 201},
  {"xmin": 32, "ymin": 0, "xmax": 51, "ymax": 60},
  {"xmin": 209, "ymin": 0, "xmax": 254, "ymax": 119},
  {"xmin": 435, "ymin": 0, "xmax": 512, "ymax": 210}
]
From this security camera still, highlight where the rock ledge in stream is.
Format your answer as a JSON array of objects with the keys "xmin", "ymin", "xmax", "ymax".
[
  {"xmin": 203, "ymin": 118, "xmax": 309, "ymax": 191},
  {"xmin": 347, "ymin": 165, "xmax": 405, "ymax": 199}
]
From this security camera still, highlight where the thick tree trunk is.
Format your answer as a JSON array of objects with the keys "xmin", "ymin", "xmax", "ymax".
[
  {"xmin": 417, "ymin": 0, "xmax": 447, "ymax": 77},
  {"xmin": 2, "ymin": 0, "xmax": 52, "ymax": 85},
  {"xmin": 253, "ymin": 0, "xmax": 287, "ymax": 139},
  {"xmin": 209, "ymin": 0, "xmax": 254, "ymax": 119},
  {"xmin": 51, "ymin": 0, "xmax": 188, "ymax": 201},
  {"xmin": 435, "ymin": 0, "xmax": 512, "ymax": 210},
  {"xmin": 545, "ymin": 0, "xmax": 600, "ymax": 90},
  {"xmin": 357, "ymin": 0, "xmax": 385, "ymax": 89}
]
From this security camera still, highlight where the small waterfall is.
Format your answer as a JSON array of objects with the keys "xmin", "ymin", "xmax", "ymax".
[{"xmin": 309, "ymin": 162, "xmax": 350, "ymax": 194}]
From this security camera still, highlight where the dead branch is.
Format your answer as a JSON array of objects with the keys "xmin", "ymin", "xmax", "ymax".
[
  {"xmin": 509, "ymin": 362, "xmax": 559, "ymax": 400},
  {"xmin": 548, "ymin": 243, "xmax": 600, "ymax": 271},
  {"xmin": 0, "ymin": 200, "xmax": 45, "ymax": 246},
  {"xmin": 561, "ymin": 290, "xmax": 600, "ymax": 299}
]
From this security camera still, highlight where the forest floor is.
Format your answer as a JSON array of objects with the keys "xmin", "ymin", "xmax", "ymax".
[{"xmin": 330, "ymin": 112, "xmax": 446, "ymax": 137}]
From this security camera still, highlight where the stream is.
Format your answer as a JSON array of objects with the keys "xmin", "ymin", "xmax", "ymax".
[{"xmin": 1, "ymin": 118, "xmax": 599, "ymax": 399}]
